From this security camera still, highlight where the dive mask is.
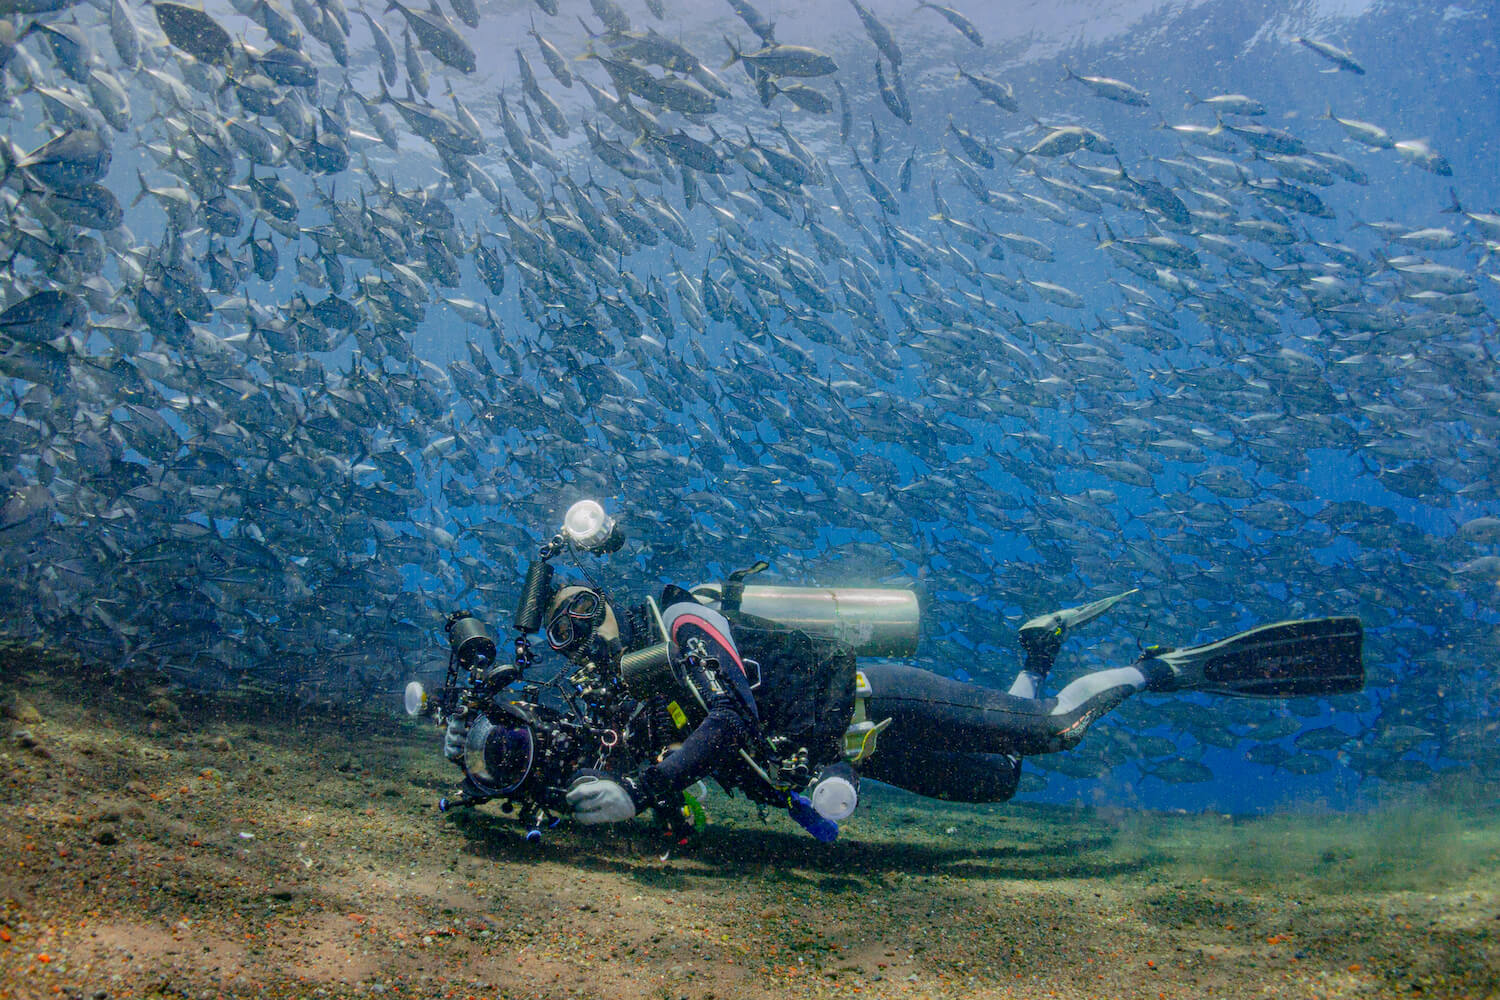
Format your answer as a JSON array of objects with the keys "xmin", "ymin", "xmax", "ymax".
[{"xmin": 546, "ymin": 587, "xmax": 604, "ymax": 654}]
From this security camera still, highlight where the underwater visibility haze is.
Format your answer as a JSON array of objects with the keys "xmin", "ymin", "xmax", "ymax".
[
  {"xmin": 3, "ymin": 0, "xmax": 1500, "ymax": 996},
  {"xmin": 0, "ymin": 0, "xmax": 1498, "ymax": 891}
]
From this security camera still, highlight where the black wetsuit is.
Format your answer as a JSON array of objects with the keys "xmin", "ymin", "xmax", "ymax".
[
  {"xmin": 634, "ymin": 602, "xmax": 759, "ymax": 804},
  {"xmin": 854, "ymin": 663, "xmax": 1135, "ymax": 801},
  {"xmin": 637, "ymin": 598, "xmax": 1160, "ymax": 807}
]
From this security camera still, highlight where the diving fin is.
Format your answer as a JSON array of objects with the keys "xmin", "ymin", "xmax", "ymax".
[
  {"xmin": 1142, "ymin": 616, "xmax": 1364, "ymax": 698},
  {"xmin": 1019, "ymin": 587, "xmax": 1140, "ymax": 663}
]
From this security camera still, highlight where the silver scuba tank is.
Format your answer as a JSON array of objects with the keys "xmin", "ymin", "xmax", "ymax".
[{"xmin": 690, "ymin": 584, "xmax": 919, "ymax": 658}]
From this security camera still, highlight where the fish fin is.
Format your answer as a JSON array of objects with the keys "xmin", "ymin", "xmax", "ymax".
[{"xmin": 720, "ymin": 34, "xmax": 741, "ymax": 69}]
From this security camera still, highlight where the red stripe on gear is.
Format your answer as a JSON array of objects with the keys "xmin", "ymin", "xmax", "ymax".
[{"xmin": 671, "ymin": 614, "xmax": 747, "ymax": 676}]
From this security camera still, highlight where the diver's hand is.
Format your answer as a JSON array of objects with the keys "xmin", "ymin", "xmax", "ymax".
[
  {"xmin": 565, "ymin": 769, "xmax": 638, "ymax": 824},
  {"xmin": 443, "ymin": 716, "xmax": 469, "ymax": 763}
]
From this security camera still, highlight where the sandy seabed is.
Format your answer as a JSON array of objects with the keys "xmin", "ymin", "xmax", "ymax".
[{"xmin": 1, "ymin": 643, "xmax": 1496, "ymax": 1000}]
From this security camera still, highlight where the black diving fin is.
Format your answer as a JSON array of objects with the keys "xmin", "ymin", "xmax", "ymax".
[
  {"xmin": 1019, "ymin": 587, "xmax": 1139, "ymax": 667},
  {"xmin": 1141, "ymin": 616, "xmax": 1364, "ymax": 698}
]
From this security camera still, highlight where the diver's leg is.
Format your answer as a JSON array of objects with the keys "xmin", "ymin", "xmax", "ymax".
[
  {"xmin": 1008, "ymin": 638, "xmax": 1056, "ymax": 701},
  {"xmin": 861, "ymin": 661, "xmax": 1152, "ymax": 760},
  {"xmin": 1011, "ymin": 610, "xmax": 1063, "ymax": 698},
  {"xmin": 1013, "ymin": 588, "xmax": 1140, "ymax": 699},
  {"xmin": 860, "ymin": 744, "xmax": 1021, "ymax": 803}
]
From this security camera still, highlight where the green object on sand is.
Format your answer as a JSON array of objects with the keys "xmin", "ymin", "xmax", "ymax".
[{"xmin": 682, "ymin": 791, "xmax": 707, "ymax": 832}]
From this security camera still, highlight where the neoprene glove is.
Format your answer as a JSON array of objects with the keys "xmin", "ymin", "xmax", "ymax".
[
  {"xmin": 443, "ymin": 715, "xmax": 469, "ymax": 763},
  {"xmin": 565, "ymin": 768, "xmax": 639, "ymax": 824}
]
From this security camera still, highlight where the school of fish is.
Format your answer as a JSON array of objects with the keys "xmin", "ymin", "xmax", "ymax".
[{"xmin": 0, "ymin": 0, "xmax": 1496, "ymax": 795}]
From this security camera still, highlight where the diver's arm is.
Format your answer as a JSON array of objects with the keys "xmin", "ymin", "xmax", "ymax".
[
  {"xmin": 639, "ymin": 602, "xmax": 760, "ymax": 799},
  {"xmin": 566, "ymin": 694, "xmax": 752, "ymax": 824},
  {"xmin": 570, "ymin": 601, "xmax": 758, "ymax": 823},
  {"xmin": 638, "ymin": 691, "xmax": 753, "ymax": 798}
]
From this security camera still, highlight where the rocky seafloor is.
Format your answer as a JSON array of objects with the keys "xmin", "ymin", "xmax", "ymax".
[{"xmin": 1, "ymin": 642, "xmax": 1496, "ymax": 1000}]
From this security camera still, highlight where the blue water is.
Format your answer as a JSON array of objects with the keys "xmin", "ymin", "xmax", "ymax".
[{"xmin": 2, "ymin": 0, "xmax": 1496, "ymax": 818}]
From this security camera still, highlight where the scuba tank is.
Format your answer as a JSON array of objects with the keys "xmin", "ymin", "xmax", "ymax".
[{"xmin": 690, "ymin": 583, "xmax": 920, "ymax": 658}]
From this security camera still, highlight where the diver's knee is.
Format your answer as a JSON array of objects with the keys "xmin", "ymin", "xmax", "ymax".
[
  {"xmin": 991, "ymin": 758, "xmax": 1022, "ymax": 802},
  {"xmin": 975, "ymin": 755, "xmax": 1022, "ymax": 803},
  {"xmin": 1051, "ymin": 727, "xmax": 1086, "ymax": 753}
]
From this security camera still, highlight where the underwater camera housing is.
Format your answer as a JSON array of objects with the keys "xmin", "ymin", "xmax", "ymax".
[
  {"xmin": 429, "ymin": 612, "xmax": 597, "ymax": 821},
  {"xmin": 430, "ymin": 612, "xmax": 647, "ymax": 830},
  {"xmin": 411, "ymin": 503, "xmax": 643, "ymax": 833},
  {"xmin": 457, "ymin": 700, "xmax": 580, "ymax": 808}
]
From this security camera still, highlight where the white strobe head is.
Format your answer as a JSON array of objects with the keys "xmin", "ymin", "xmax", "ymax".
[
  {"xmin": 562, "ymin": 499, "xmax": 615, "ymax": 551},
  {"xmin": 403, "ymin": 680, "xmax": 426, "ymax": 716}
]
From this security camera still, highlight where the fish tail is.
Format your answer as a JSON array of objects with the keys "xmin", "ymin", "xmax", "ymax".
[
  {"xmin": 720, "ymin": 34, "xmax": 741, "ymax": 70},
  {"xmin": 1184, "ymin": 89, "xmax": 1200, "ymax": 107},
  {"xmin": 1441, "ymin": 186, "xmax": 1463, "ymax": 214}
]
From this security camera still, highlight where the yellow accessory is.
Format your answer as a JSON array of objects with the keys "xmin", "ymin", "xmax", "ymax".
[{"xmin": 843, "ymin": 670, "xmax": 892, "ymax": 763}]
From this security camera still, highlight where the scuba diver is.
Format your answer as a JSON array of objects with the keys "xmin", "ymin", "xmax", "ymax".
[{"xmin": 426, "ymin": 501, "xmax": 1365, "ymax": 842}]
